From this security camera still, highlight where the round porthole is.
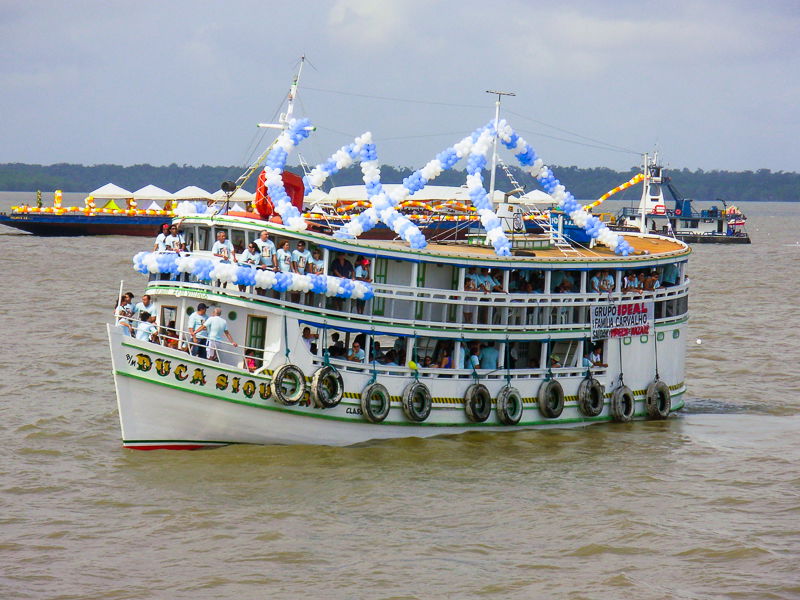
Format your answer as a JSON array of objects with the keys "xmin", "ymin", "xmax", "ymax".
[
  {"xmin": 623, "ymin": 337, "xmax": 632, "ymax": 345},
  {"xmin": 673, "ymin": 329, "xmax": 680, "ymax": 339},
  {"xmin": 640, "ymin": 335, "xmax": 649, "ymax": 343},
  {"xmin": 657, "ymin": 332, "xmax": 665, "ymax": 341},
  {"xmin": 228, "ymin": 311, "xmax": 237, "ymax": 321},
  {"xmin": 186, "ymin": 306, "xmax": 195, "ymax": 315}
]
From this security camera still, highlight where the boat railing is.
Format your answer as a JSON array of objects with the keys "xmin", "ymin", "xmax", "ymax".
[
  {"xmin": 114, "ymin": 313, "xmax": 268, "ymax": 373},
  {"xmin": 313, "ymin": 354, "xmax": 604, "ymax": 381},
  {"xmin": 145, "ymin": 274, "xmax": 689, "ymax": 333}
]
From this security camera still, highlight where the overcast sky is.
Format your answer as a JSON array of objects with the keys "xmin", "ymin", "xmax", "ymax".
[{"xmin": 1, "ymin": 0, "xmax": 797, "ymax": 174}]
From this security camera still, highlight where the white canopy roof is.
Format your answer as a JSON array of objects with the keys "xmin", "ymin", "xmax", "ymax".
[
  {"xmin": 88, "ymin": 183, "xmax": 132, "ymax": 199},
  {"xmin": 133, "ymin": 185, "xmax": 174, "ymax": 201},
  {"xmin": 173, "ymin": 185, "xmax": 214, "ymax": 200},
  {"xmin": 516, "ymin": 189, "xmax": 557, "ymax": 205},
  {"xmin": 212, "ymin": 188, "xmax": 255, "ymax": 201},
  {"xmin": 144, "ymin": 200, "xmax": 163, "ymax": 211}
]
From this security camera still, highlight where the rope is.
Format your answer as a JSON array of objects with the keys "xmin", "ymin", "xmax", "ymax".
[
  {"xmin": 321, "ymin": 326, "xmax": 331, "ymax": 367},
  {"xmin": 583, "ymin": 336, "xmax": 592, "ymax": 378},
  {"xmin": 411, "ymin": 337, "xmax": 420, "ymax": 382},
  {"xmin": 653, "ymin": 330, "xmax": 660, "ymax": 380},
  {"xmin": 617, "ymin": 338, "xmax": 624, "ymax": 387},
  {"xmin": 283, "ymin": 314, "xmax": 291, "ymax": 361},
  {"xmin": 504, "ymin": 336, "xmax": 512, "ymax": 386},
  {"xmin": 545, "ymin": 337, "xmax": 553, "ymax": 380},
  {"xmin": 368, "ymin": 330, "xmax": 379, "ymax": 385}
]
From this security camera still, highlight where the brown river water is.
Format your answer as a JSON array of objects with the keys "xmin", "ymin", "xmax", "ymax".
[{"xmin": 1, "ymin": 192, "xmax": 798, "ymax": 599}]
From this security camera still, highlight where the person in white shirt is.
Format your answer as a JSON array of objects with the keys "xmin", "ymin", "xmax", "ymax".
[
  {"xmin": 310, "ymin": 249, "xmax": 324, "ymax": 274},
  {"xmin": 133, "ymin": 294, "xmax": 156, "ymax": 318},
  {"xmin": 254, "ymin": 230, "xmax": 277, "ymax": 271},
  {"xmin": 291, "ymin": 240, "xmax": 312, "ymax": 275},
  {"xmin": 153, "ymin": 223, "xmax": 170, "ymax": 252},
  {"xmin": 211, "ymin": 231, "xmax": 237, "ymax": 263},
  {"xmin": 276, "ymin": 240, "xmax": 292, "ymax": 273},
  {"xmin": 194, "ymin": 307, "xmax": 238, "ymax": 361},
  {"xmin": 135, "ymin": 312, "xmax": 159, "ymax": 343},
  {"xmin": 164, "ymin": 224, "xmax": 186, "ymax": 252}
]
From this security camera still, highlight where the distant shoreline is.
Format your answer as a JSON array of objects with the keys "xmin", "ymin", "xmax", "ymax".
[{"xmin": 1, "ymin": 163, "xmax": 797, "ymax": 203}]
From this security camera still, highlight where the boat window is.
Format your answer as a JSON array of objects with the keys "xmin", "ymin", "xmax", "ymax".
[
  {"xmin": 230, "ymin": 229, "xmax": 246, "ymax": 254},
  {"xmin": 414, "ymin": 337, "xmax": 456, "ymax": 369},
  {"xmin": 551, "ymin": 270, "xmax": 578, "ymax": 293},
  {"xmin": 159, "ymin": 305, "xmax": 177, "ymax": 328},
  {"xmin": 508, "ymin": 340, "xmax": 544, "ymax": 369},
  {"xmin": 367, "ymin": 334, "xmax": 405, "ymax": 366},
  {"xmin": 550, "ymin": 339, "xmax": 581, "ymax": 368},
  {"xmin": 246, "ymin": 316, "xmax": 268, "ymax": 365},
  {"xmin": 510, "ymin": 269, "xmax": 544, "ymax": 293},
  {"xmin": 197, "ymin": 226, "xmax": 210, "ymax": 251},
  {"xmin": 181, "ymin": 226, "xmax": 195, "ymax": 252}
]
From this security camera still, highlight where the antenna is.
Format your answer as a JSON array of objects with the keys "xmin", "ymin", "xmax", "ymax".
[{"xmin": 486, "ymin": 90, "xmax": 515, "ymax": 203}]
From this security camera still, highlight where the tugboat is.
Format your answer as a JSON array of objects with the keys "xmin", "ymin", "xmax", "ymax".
[
  {"xmin": 614, "ymin": 155, "xmax": 750, "ymax": 244},
  {"xmin": 107, "ymin": 64, "xmax": 690, "ymax": 449}
]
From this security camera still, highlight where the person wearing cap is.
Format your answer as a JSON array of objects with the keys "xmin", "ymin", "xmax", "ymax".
[
  {"xmin": 354, "ymin": 255, "xmax": 371, "ymax": 314},
  {"xmin": 153, "ymin": 223, "xmax": 170, "ymax": 252},
  {"xmin": 187, "ymin": 303, "xmax": 208, "ymax": 358}
]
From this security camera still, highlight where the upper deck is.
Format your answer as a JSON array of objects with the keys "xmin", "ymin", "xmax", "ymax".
[{"xmin": 177, "ymin": 213, "xmax": 691, "ymax": 269}]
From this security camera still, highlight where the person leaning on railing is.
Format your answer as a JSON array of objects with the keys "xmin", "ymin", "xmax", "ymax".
[{"xmin": 193, "ymin": 307, "xmax": 238, "ymax": 362}]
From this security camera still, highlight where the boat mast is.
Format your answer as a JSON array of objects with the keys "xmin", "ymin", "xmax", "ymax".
[
  {"xmin": 638, "ymin": 152, "xmax": 649, "ymax": 233},
  {"xmin": 486, "ymin": 90, "xmax": 515, "ymax": 204},
  {"xmin": 229, "ymin": 57, "xmax": 313, "ymax": 193}
]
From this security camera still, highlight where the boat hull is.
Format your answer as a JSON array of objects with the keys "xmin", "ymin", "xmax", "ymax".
[
  {"xmin": 108, "ymin": 326, "xmax": 686, "ymax": 449},
  {"xmin": 0, "ymin": 212, "xmax": 165, "ymax": 236}
]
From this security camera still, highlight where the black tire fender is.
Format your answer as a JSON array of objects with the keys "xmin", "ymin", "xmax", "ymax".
[
  {"xmin": 611, "ymin": 385, "xmax": 635, "ymax": 422},
  {"xmin": 311, "ymin": 365, "xmax": 344, "ymax": 409},
  {"xmin": 402, "ymin": 381, "xmax": 432, "ymax": 422},
  {"xmin": 537, "ymin": 379, "xmax": 564, "ymax": 419},
  {"xmin": 270, "ymin": 363, "xmax": 306, "ymax": 406},
  {"xmin": 496, "ymin": 386, "xmax": 524, "ymax": 425},
  {"xmin": 577, "ymin": 377, "xmax": 605, "ymax": 417},
  {"xmin": 360, "ymin": 382, "xmax": 391, "ymax": 423},
  {"xmin": 645, "ymin": 380, "xmax": 671, "ymax": 419},
  {"xmin": 464, "ymin": 383, "xmax": 492, "ymax": 423}
]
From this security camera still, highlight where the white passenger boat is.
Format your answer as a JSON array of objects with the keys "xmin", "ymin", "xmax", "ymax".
[{"xmin": 108, "ymin": 66, "xmax": 690, "ymax": 449}]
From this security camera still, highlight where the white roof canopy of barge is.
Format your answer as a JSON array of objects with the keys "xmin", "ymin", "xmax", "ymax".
[
  {"xmin": 88, "ymin": 183, "xmax": 133, "ymax": 199},
  {"xmin": 211, "ymin": 188, "xmax": 255, "ymax": 201},
  {"xmin": 327, "ymin": 184, "xmax": 507, "ymax": 202},
  {"xmin": 173, "ymin": 185, "xmax": 214, "ymax": 200},
  {"xmin": 132, "ymin": 185, "xmax": 174, "ymax": 201}
]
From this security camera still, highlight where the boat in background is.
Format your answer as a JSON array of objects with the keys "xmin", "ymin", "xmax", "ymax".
[
  {"xmin": 0, "ymin": 184, "xmax": 247, "ymax": 236},
  {"xmin": 612, "ymin": 155, "xmax": 750, "ymax": 244}
]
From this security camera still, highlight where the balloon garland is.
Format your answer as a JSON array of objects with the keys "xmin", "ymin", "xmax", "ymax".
[
  {"xmin": 495, "ymin": 119, "xmax": 634, "ymax": 256},
  {"xmin": 263, "ymin": 118, "xmax": 314, "ymax": 231},
  {"xmin": 132, "ymin": 252, "xmax": 373, "ymax": 300}
]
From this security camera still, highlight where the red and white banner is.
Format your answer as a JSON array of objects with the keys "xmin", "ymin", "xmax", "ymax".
[{"xmin": 591, "ymin": 300, "xmax": 654, "ymax": 340}]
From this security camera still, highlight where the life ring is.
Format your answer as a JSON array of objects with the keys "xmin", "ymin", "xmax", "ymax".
[
  {"xmin": 496, "ymin": 385, "xmax": 524, "ymax": 425},
  {"xmin": 653, "ymin": 204, "xmax": 666, "ymax": 215},
  {"xmin": 270, "ymin": 363, "xmax": 306, "ymax": 405},
  {"xmin": 464, "ymin": 383, "xmax": 491, "ymax": 423},
  {"xmin": 402, "ymin": 381, "xmax": 432, "ymax": 422},
  {"xmin": 610, "ymin": 385, "xmax": 635, "ymax": 422},
  {"xmin": 537, "ymin": 379, "xmax": 564, "ymax": 419},
  {"xmin": 645, "ymin": 380, "xmax": 671, "ymax": 419},
  {"xmin": 674, "ymin": 208, "xmax": 682, "ymax": 216},
  {"xmin": 311, "ymin": 365, "xmax": 344, "ymax": 409},
  {"xmin": 577, "ymin": 377, "xmax": 605, "ymax": 417},
  {"xmin": 360, "ymin": 382, "xmax": 391, "ymax": 423}
]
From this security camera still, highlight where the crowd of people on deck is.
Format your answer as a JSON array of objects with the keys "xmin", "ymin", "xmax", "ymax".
[{"xmin": 114, "ymin": 294, "xmax": 249, "ymax": 367}]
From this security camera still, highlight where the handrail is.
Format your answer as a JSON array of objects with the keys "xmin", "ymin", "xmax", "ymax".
[{"xmin": 115, "ymin": 313, "xmax": 264, "ymax": 370}]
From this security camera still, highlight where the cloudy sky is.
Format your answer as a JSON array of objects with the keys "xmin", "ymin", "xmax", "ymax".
[{"xmin": 1, "ymin": 0, "xmax": 797, "ymax": 173}]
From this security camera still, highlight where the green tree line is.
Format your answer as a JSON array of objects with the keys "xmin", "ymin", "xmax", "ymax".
[{"xmin": 0, "ymin": 162, "xmax": 797, "ymax": 202}]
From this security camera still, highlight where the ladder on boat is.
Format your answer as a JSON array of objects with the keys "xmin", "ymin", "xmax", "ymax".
[{"xmin": 497, "ymin": 158, "xmax": 582, "ymax": 257}]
